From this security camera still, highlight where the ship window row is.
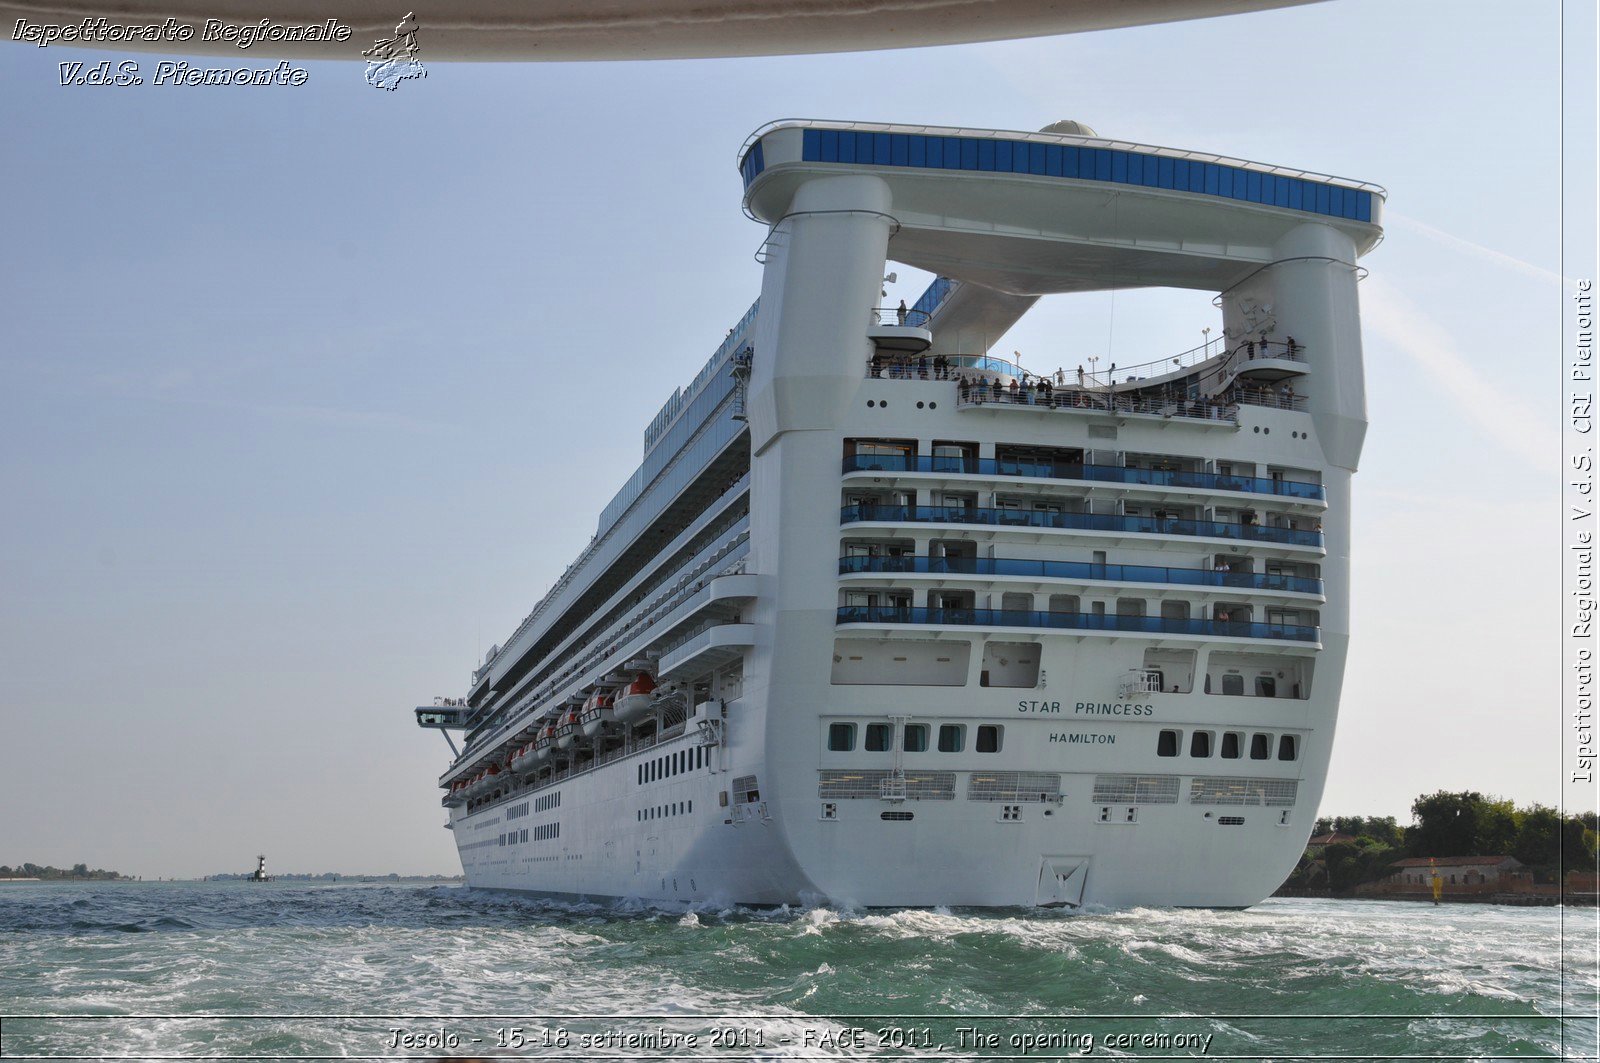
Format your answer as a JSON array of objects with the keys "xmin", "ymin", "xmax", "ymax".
[
  {"xmin": 639, "ymin": 744, "xmax": 707, "ymax": 785},
  {"xmin": 499, "ymin": 823, "xmax": 561, "ymax": 845},
  {"xmin": 831, "ymin": 640, "xmax": 1312, "ymax": 698},
  {"xmin": 828, "ymin": 721, "xmax": 1003, "ymax": 754},
  {"xmin": 843, "ymin": 439, "xmax": 1324, "ymax": 500},
  {"xmin": 1157, "ymin": 728, "xmax": 1299, "ymax": 761},
  {"xmin": 840, "ymin": 588, "xmax": 1318, "ymax": 641},
  {"xmin": 776, "ymin": 129, "xmax": 1375, "ymax": 223},
  {"xmin": 840, "ymin": 540, "xmax": 1322, "ymax": 595},
  {"xmin": 534, "ymin": 791, "xmax": 561, "ymax": 813},
  {"xmin": 638, "ymin": 800, "xmax": 694, "ymax": 821},
  {"xmin": 505, "ymin": 801, "xmax": 531, "ymax": 821},
  {"xmin": 842, "ymin": 489, "xmax": 1322, "ymax": 547}
]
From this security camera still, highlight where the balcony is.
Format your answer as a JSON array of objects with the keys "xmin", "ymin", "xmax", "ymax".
[
  {"xmin": 868, "ymin": 306, "xmax": 933, "ymax": 354},
  {"xmin": 841, "ymin": 454, "xmax": 1324, "ymax": 501},
  {"xmin": 835, "ymin": 605, "xmax": 1318, "ymax": 643},
  {"xmin": 657, "ymin": 621, "xmax": 758, "ymax": 680},
  {"xmin": 839, "ymin": 504, "xmax": 1324, "ymax": 549},
  {"xmin": 838, "ymin": 555, "xmax": 1323, "ymax": 596}
]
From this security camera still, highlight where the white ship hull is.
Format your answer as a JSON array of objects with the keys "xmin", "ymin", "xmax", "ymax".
[{"xmin": 424, "ymin": 119, "xmax": 1380, "ymax": 909}]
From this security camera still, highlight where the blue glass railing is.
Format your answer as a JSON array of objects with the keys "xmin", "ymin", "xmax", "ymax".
[
  {"xmin": 838, "ymin": 504, "xmax": 1324, "ymax": 548},
  {"xmin": 835, "ymin": 605, "xmax": 1318, "ymax": 642},
  {"xmin": 837, "ymin": 555, "xmax": 1323, "ymax": 596},
  {"xmin": 841, "ymin": 455, "xmax": 1325, "ymax": 501}
]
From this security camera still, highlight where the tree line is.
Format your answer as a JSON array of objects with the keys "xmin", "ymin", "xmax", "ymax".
[
  {"xmin": 1284, "ymin": 792, "xmax": 1599, "ymax": 894},
  {"xmin": 0, "ymin": 863, "xmax": 126, "ymax": 880}
]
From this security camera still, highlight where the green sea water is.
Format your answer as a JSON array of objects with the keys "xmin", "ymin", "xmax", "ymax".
[{"xmin": 0, "ymin": 882, "xmax": 1592, "ymax": 1060}]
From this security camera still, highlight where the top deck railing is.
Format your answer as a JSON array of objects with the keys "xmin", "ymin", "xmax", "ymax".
[{"xmin": 871, "ymin": 306, "xmax": 933, "ymax": 328}]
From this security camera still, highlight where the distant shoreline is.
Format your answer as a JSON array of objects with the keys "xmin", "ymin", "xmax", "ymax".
[
  {"xmin": 1, "ymin": 876, "xmax": 465, "ymax": 884},
  {"xmin": 1274, "ymin": 887, "xmax": 1595, "ymax": 908}
]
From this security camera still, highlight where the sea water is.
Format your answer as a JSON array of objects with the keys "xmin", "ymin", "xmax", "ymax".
[{"xmin": 0, "ymin": 882, "xmax": 1592, "ymax": 1060}]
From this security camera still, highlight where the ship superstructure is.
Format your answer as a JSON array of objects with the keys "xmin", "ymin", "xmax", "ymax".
[{"xmin": 414, "ymin": 119, "xmax": 1382, "ymax": 907}]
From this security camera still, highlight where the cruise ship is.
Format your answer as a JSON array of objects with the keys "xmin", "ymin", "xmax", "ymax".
[{"xmin": 413, "ymin": 118, "xmax": 1383, "ymax": 908}]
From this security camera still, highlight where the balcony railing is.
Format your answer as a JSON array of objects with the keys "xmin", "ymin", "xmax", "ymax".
[
  {"xmin": 954, "ymin": 385, "xmax": 1307, "ymax": 417},
  {"xmin": 869, "ymin": 352, "xmax": 1025, "ymax": 379},
  {"xmin": 841, "ymin": 455, "xmax": 1325, "ymax": 500},
  {"xmin": 835, "ymin": 605, "xmax": 1318, "ymax": 642},
  {"xmin": 839, "ymin": 504, "xmax": 1324, "ymax": 548},
  {"xmin": 871, "ymin": 306, "xmax": 933, "ymax": 328},
  {"xmin": 838, "ymin": 555, "xmax": 1323, "ymax": 596}
]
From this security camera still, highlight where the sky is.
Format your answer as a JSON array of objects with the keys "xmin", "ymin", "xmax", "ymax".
[{"xmin": 1, "ymin": 0, "xmax": 1594, "ymax": 878}]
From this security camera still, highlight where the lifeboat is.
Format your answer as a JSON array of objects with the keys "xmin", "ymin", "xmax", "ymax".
[
  {"xmin": 531, "ymin": 723, "xmax": 556, "ymax": 763},
  {"xmin": 580, "ymin": 690, "xmax": 615, "ymax": 739},
  {"xmin": 613, "ymin": 673, "xmax": 657, "ymax": 723},
  {"xmin": 554, "ymin": 707, "xmax": 581, "ymax": 751},
  {"xmin": 510, "ymin": 743, "xmax": 535, "ymax": 772},
  {"xmin": 464, "ymin": 770, "xmax": 488, "ymax": 797}
]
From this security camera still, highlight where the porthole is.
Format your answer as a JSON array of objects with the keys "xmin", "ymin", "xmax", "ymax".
[
  {"xmin": 1253, "ymin": 426, "xmax": 1261, "ymax": 433},
  {"xmin": 929, "ymin": 401, "xmax": 937, "ymax": 409},
  {"xmin": 880, "ymin": 400, "xmax": 889, "ymax": 408},
  {"xmin": 916, "ymin": 401, "xmax": 925, "ymax": 409},
  {"xmin": 867, "ymin": 400, "xmax": 876, "ymax": 408}
]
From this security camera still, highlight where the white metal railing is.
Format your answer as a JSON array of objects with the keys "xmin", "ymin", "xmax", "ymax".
[
  {"xmin": 657, "ymin": 610, "xmax": 747, "ymax": 662},
  {"xmin": 473, "ymin": 404, "xmax": 749, "ymax": 692},
  {"xmin": 1119, "ymin": 670, "xmax": 1164, "ymax": 698},
  {"xmin": 446, "ymin": 531, "xmax": 750, "ymax": 784},
  {"xmin": 738, "ymin": 119, "xmax": 1388, "ymax": 197}
]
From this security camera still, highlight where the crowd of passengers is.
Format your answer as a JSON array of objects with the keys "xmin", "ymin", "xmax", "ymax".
[{"xmin": 868, "ymin": 352, "xmax": 1300, "ymax": 414}]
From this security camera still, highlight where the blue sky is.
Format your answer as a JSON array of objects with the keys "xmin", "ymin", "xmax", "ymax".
[{"xmin": 2, "ymin": 0, "xmax": 1591, "ymax": 876}]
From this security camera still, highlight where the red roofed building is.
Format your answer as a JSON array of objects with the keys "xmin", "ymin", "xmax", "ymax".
[{"xmin": 1305, "ymin": 832, "xmax": 1359, "ymax": 851}]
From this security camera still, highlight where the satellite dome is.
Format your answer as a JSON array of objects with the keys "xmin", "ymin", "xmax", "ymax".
[{"xmin": 1039, "ymin": 120, "xmax": 1099, "ymax": 138}]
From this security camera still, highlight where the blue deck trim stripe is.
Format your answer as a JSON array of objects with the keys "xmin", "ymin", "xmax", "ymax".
[{"xmin": 740, "ymin": 130, "xmax": 1375, "ymax": 224}]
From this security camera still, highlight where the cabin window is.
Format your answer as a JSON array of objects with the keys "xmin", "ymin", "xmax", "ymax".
[
  {"xmin": 976, "ymin": 725, "xmax": 1002, "ymax": 753},
  {"xmin": 1221, "ymin": 673, "xmax": 1245, "ymax": 696},
  {"xmin": 1255, "ymin": 675, "xmax": 1277, "ymax": 698},
  {"xmin": 827, "ymin": 723, "xmax": 856, "ymax": 752},
  {"xmin": 1220, "ymin": 731, "xmax": 1242, "ymax": 759},
  {"xmin": 903, "ymin": 724, "xmax": 930, "ymax": 752},
  {"xmin": 1251, "ymin": 733, "xmax": 1271, "ymax": 760},
  {"xmin": 1000, "ymin": 592, "xmax": 1033, "ymax": 614},
  {"xmin": 1278, "ymin": 734, "xmax": 1299, "ymax": 761},
  {"xmin": 931, "ymin": 441, "xmax": 976, "ymax": 472},
  {"xmin": 1157, "ymin": 730, "xmax": 1180, "ymax": 757},
  {"xmin": 1190, "ymin": 730, "xmax": 1213, "ymax": 758},
  {"xmin": 980, "ymin": 642, "xmax": 1041, "ymax": 688},
  {"xmin": 937, "ymin": 724, "xmax": 965, "ymax": 753},
  {"xmin": 865, "ymin": 723, "xmax": 892, "ymax": 752}
]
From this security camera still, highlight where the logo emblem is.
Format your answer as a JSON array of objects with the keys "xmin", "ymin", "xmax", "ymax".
[{"xmin": 363, "ymin": 12, "xmax": 425, "ymax": 90}]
